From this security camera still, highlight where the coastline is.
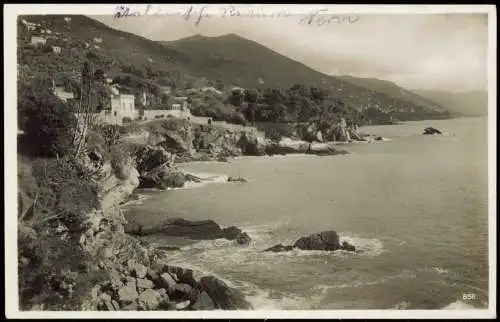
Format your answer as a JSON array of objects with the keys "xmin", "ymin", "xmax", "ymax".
[{"xmin": 18, "ymin": 118, "xmax": 481, "ymax": 311}]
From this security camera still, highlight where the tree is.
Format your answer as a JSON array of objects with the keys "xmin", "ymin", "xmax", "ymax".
[
  {"xmin": 18, "ymin": 78, "xmax": 77, "ymax": 157},
  {"xmin": 227, "ymin": 89, "xmax": 244, "ymax": 107}
]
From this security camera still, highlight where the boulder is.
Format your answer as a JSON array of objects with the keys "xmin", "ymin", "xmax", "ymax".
[
  {"xmin": 348, "ymin": 129, "xmax": 366, "ymax": 141},
  {"xmin": 128, "ymin": 219, "xmax": 236, "ymax": 241},
  {"xmin": 138, "ymin": 289, "xmax": 161, "ymax": 310},
  {"xmin": 159, "ymin": 273, "xmax": 177, "ymax": 292},
  {"xmin": 237, "ymin": 131, "xmax": 266, "ymax": 156},
  {"xmin": 185, "ymin": 173, "xmax": 202, "ymax": 183},
  {"xmin": 174, "ymin": 300, "xmax": 191, "ymax": 310},
  {"xmin": 293, "ymin": 231, "xmax": 342, "ymax": 251},
  {"xmin": 125, "ymin": 218, "xmax": 248, "ymax": 243},
  {"xmin": 160, "ymin": 131, "xmax": 193, "ymax": 154},
  {"xmin": 265, "ymin": 138, "xmax": 309, "ymax": 155},
  {"xmin": 136, "ymin": 278, "xmax": 154, "ymax": 289},
  {"xmin": 132, "ymin": 263, "xmax": 148, "ymax": 278},
  {"xmin": 192, "ymin": 291, "xmax": 216, "ymax": 310},
  {"xmin": 102, "ymin": 300, "xmax": 115, "ymax": 311},
  {"xmin": 235, "ymin": 232, "xmax": 251, "ymax": 245},
  {"xmin": 111, "ymin": 300, "xmax": 120, "ymax": 310},
  {"xmin": 222, "ymin": 226, "xmax": 242, "ymax": 240},
  {"xmin": 199, "ymin": 276, "xmax": 253, "ymax": 310},
  {"xmin": 161, "ymin": 219, "xmax": 224, "ymax": 239},
  {"xmin": 227, "ymin": 176, "xmax": 247, "ymax": 183},
  {"xmin": 135, "ymin": 145, "xmax": 173, "ymax": 175},
  {"xmin": 423, "ymin": 127, "xmax": 442, "ymax": 135},
  {"xmin": 121, "ymin": 302, "xmax": 138, "ymax": 311},
  {"xmin": 170, "ymin": 283, "xmax": 193, "ymax": 301},
  {"xmin": 162, "ymin": 265, "xmax": 197, "ymax": 287},
  {"xmin": 307, "ymin": 143, "xmax": 349, "ymax": 156},
  {"xmin": 146, "ymin": 267, "xmax": 160, "ymax": 282},
  {"xmin": 341, "ymin": 241, "xmax": 356, "ymax": 252},
  {"xmin": 139, "ymin": 165, "xmax": 186, "ymax": 189},
  {"xmin": 118, "ymin": 284, "xmax": 139, "ymax": 305},
  {"xmin": 264, "ymin": 244, "xmax": 294, "ymax": 252}
]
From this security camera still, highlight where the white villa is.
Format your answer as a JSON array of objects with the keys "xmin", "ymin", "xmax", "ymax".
[
  {"xmin": 52, "ymin": 80, "xmax": 74, "ymax": 102},
  {"xmin": 159, "ymin": 86, "xmax": 172, "ymax": 95},
  {"xmin": 73, "ymin": 85, "xmax": 192, "ymax": 125},
  {"xmin": 52, "ymin": 46, "xmax": 62, "ymax": 54},
  {"xmin": 110, "ymin": 94, "xmax": 136, "ymax": 120},
  {"xmin": 201, "ymin": 87, "xmax": 223, "ymax": 95},
  {"xmin": 54, "ymin": 87, "xmax": 74, "ymax": 102}
]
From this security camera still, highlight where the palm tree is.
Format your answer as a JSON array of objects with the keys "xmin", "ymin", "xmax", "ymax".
[{"xmin": 73, "ymin": 59, "xmax": 96, "ymax": 158}]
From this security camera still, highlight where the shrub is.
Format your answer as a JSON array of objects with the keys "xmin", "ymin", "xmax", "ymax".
[
  {"xmin": 120, "ymin": 121, "xmax": 142, "ymax": 135},
  {"xmin": 109, "ymin": 145, "xmax": 131, "ymax": 180},
  {"xmin": 30, "ymin": 157, "xmax": 100, "ymax": 232},
  {"xmin": 18, "ymin": 79, "xmax": 78, "ymax": 157},
  {"xmin": 19, "ymin": 233, "xmax": 108, "ymax": 310},
  {"xmin": 18, "ymin": 156, "xmax": 104, "ymax": 310},
  {"xmin": 100, "ymin": 124, "xmax": 122, "ymax": 148}
]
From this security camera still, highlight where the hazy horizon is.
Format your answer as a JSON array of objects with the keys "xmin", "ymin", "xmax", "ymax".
[{"xmin": 92, "ymin": 10, "xmax": 488, "ymax": 93}]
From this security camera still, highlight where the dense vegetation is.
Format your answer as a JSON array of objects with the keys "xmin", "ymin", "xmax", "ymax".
[
  {"xmin": 17, "ymin": 77, "xmax": 78, "ymax": 157},
  {"xmin": 18, "ymin": 14, "xmax": 450, "ymax": 129}
]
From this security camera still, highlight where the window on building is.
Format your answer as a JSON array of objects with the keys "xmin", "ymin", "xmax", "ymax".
[
  {"xmin": 122, "ymin": 103, "xmax": 125, "ymax": 110},
  {"xmin": 114, "ymin": 111, "xmax": 117, "ymax": 117}
]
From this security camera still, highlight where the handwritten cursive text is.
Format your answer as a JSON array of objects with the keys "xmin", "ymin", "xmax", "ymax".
[{"xmin": 113, "ymin": 5, "xmax": 360, "ymax": 27}]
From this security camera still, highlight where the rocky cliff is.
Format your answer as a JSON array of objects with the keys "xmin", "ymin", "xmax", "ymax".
[
  {"xmin": 17, "ymin": 154, "xmax": 253, "ymax": 311},
  {"xmin": 127, "ymin": 118, "xmax": 356, "ymax": 175}
]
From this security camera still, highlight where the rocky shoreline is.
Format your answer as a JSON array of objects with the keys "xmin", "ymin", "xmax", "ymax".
[{"xmin": 18, "ymin": 118, "xmax": 391, "ymax": 312}]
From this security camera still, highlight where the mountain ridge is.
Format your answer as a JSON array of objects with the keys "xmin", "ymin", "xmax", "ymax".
[
  {"xmin": 17, "ymin": 14, "xmax": 451, "ymax": 123},
  {"xmin": 412, "ymin": 89, "xmax": 488, "ymax": 117}
]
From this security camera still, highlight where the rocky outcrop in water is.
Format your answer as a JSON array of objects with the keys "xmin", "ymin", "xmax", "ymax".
[
  {"xmin": 264, "ymin": 244, "xmax": 294, "ymax": 252},
  {"xmin": 299, "ymin": 117, "xmax": 369, "ymax": 143},
  {"xmin": 237, "ymin": 131, "xmax": 267, "ymax": 156},
  {"xmin": 199, "ymin": 276, "xmax": 252, "ymax": 310},
  {"xmin": 423, "ymin": 127, "xmax": 442, "ymax": 135},
  {"xmin": 125, "ymin": 218, "xmax": 252, "ymax": 243},
  {"xmin": 134, "ymin": 145, "xmax": 187, "ymax": 189},
  {"xmin": 293, "ymin": 231, "xmax": 342, "ymax": 251},
  {"xmin": 228, "ymin": 176, "xmax": 247, "ymax": 183},
  {"xmin": 235, "ymin": 232, "xmax": 251, "ymax": 245},
  {"xmin": 306, "ymin": 143, "xmax": 350, "ymax": 156},
  {"xmin": 264, "ymin": 230, "xmax": 356, "ymax": 253},
  {"xmin": 265, "ymin": 138, "xmax": 310, "ymax": 155}
]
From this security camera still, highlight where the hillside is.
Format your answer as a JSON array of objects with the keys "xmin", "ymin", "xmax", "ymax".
[
  {"xmin": 17, "ymin": 15, "xmax": 450, "ymax": 124},
  {"xmin": 160, "ymin": 34, "xmax": 450, "ymax": 121},
  {"xmin": 337, "ymin": 75, "xmax": 448, "ymax": 113},
  {"xmin": 17, "ymin": 15, "xmax": 195, "ymax": 90},
  {"xmin": 412, "ymin": 90, "xmax": 488, "ymax": 117}
]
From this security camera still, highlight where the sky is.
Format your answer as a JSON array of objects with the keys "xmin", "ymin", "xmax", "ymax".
[{"xmin": 91, "ymin": 6, "xmax": 489, "ymax": 92}]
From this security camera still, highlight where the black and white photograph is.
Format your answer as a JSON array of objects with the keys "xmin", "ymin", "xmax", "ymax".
[{"xmin": 4, "ymin": 4, "xmax": 496, "ymax": 319}]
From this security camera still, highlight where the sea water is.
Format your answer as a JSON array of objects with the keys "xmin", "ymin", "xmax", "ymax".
[{"xmin": 124, "ymin": 117, "xmax": 489, "ymax": 310}]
